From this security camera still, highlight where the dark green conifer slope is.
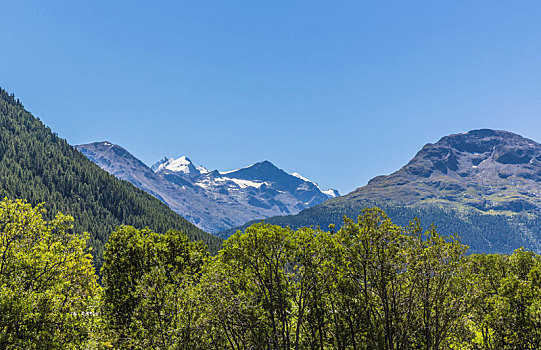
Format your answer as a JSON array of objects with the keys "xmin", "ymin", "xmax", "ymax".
[
  {"xmin": 220, "ymin": 200, "xmax": 529, "ymax": 254},
  {"xmin": 0, "ymin": 88, "xmax": 222, "ymax": 269}
]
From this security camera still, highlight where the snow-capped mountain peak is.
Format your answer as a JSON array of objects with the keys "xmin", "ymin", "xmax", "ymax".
[
  {"xmin": 151, "ymin": 156, "xmax": 201, "ymax": 178},
  {"xmin": 80, "ymin": 143, "xmax": 340, "ymax": 233},
  {"xmin": 196, "ymin": 165, "xmax": 210, "ymax": 174}
]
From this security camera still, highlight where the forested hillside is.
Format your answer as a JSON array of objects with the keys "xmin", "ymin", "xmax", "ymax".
[
  {"xmin": 220, "ymin": 200, "xmax": 533, "ymax": 254},
  {"xmin": 0, "ymin": 88, "xmax": 222, "ymax": 268}
]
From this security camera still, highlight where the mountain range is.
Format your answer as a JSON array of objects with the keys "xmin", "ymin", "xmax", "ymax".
[
  {"xmin": 4, "ymin": 84, "xmax": 541, "ymax": 257},
  {"xmin": 76, "ymin": 142, "xmax": 339, "ymax": 233},
  {"xmin": 222, "ymin": 129, "xmax": 541, "ymax": 255}
]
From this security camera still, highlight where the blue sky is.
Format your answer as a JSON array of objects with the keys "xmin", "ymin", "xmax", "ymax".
[{"xmin": 2, "ymin": 1, "xmax": 541, "ymax": 194}]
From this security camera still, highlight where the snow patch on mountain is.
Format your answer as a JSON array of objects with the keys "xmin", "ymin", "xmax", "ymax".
[
  {"xmin": 220, "ymin": 168, "xmax": 243, "ymax": 175},
  {"xmin": 196, "ymin": 165, "xmax": 210, "ymax": 174},
  {"xmin": 322, "ymin": 189, "xmax": 340, "ymax": 198},
  {"xmin": 225, "ymin": 178, "xmax": 266, "ymax": 189},
  {"xmin": 291, "ymin": 172, "xmax": 311, "ymax": 182},
  {"xmin": 292, "ymin": 172, "xmax": 340, "ymax": 198}
]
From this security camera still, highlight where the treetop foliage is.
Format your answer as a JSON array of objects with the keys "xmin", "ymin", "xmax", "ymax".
[
  {"xmin": 0, "ymin": 198, "xmax": 100, "ymax": 349},
  {"xmin": 94, "ymin": 207, "xmax": 541, "ymax": 349},
  {"xmin": 2, "ymin": 198, "xmax": 541, "ymax": 348}
]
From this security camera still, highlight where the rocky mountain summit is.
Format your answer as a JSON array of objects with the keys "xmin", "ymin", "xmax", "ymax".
[
  {"xmin": 76, "ymin": 142, "xmax": 339, "ymax": 233},
  {"xmin": 347, "ymin": 129, "xmax": 541, "ymax": 213}
]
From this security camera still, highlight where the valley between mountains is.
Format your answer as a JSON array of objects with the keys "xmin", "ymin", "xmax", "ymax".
[
  {"xmin": 5, "ymin": 81, "xmax": 541, "ymax": 260},
  {"xmin": 4, "ymin": 85, "xmax": 541, "ymax": 349}
]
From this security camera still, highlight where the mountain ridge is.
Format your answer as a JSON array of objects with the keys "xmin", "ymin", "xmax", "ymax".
[{"xmin": 77, "ymin": 142, "xmax": 339, "ymax": 233}]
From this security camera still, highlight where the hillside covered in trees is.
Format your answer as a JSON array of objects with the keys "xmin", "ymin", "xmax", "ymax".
[
  {"xmin": 221, "ymin": 200, "xmax": 532, "ymax": 255},
  {"xmin": 0, "ymin": 88, "xmax": 222, "ymax": 268}
]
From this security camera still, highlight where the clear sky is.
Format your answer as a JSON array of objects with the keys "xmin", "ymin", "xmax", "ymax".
[{"xmin": 2, "ymin": 1, "xmax": 541, "ymax": 194}]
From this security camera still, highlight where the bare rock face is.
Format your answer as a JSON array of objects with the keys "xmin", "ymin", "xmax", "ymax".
[
  {"xmin": 76, "ymin": 142, "xmax": 339, "ymax": 233},
  {"xmin": 352, "ymin": 129, "xmax": 541, "ymax": 213}
]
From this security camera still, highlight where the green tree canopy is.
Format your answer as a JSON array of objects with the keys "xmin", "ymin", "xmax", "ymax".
[
  {"xmin": 100, "ymin": 225, "xmax": 209, "ymax": 349},
  {"xmin": 0, "ymin": 198, "xmax": 100, "ymax": 349}
]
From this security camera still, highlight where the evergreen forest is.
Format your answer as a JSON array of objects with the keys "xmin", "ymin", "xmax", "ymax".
[{"xmin": 220, "ymin": 200, "xmax": 532, "ymax": 255}]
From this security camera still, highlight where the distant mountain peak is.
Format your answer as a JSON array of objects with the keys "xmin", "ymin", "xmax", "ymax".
[
  {"xmin": 250, "ymin": 160, "xmax": 279, "ymax": 170},
  {"xmin": 83, "ymin": 140, "xmax": 115, "ymax": 147},
  {"xmin": 401, "ymin": 128, "xmax": 541, "ymax": 179},
  {"xmin": 80, "ymin": 145, "xmax": 338, "ymax": 233},
  {"xmin": 349, "ymin": 128, "xmax": 541, "ymax": 215},
  {"xmin": 435, "ymin": 129, "xmax": 539, "ymax": 154},
  {"xmin": 152, "ymin": 156, "xmax": 201, "ymax": 178}
]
